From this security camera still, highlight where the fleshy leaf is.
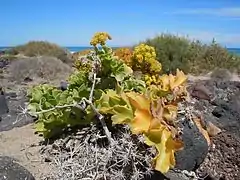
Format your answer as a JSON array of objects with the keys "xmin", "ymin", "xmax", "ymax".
[
  {"xmin": 111, "ymin": 105, "xmax": 133, "ymax": 124},
  {"xmin": 169, "ymin": 69, "xmax": 187, "ymax": 90},
  {"xmin": 126, "ymin": 92, "xmax": 150, "ymax": 110},
  {"xmin": 152, "ymin": 129, "xmax": 182, "ymax": 173},
  {"xmin": 130, "ymin": 109, "xmax": 152, "ymax": 134}
]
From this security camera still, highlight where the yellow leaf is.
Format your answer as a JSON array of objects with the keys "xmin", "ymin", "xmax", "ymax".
[
  {"xmin": 193, "ymin": 118, "xmax": 211, "ymax": 146},
  {"xmin": 169, "ymin": 74, "xmax": 176, "ymax": 90},
  {"xmin": 146, "ymin": 125, "xmax": 165, "ymax": 144},
  {"xmin": 145, "ymin": 127, "xmax": 183, "ymax": 173},
  {"xmin": 149, "ymin": 117, "xmax": 162, "ymax": 130},
  {"xmin": 175, "ymin": 69, "xmax": 187, "ymax": 84},
  {"xmin": 153, "ymin": 129, "xmax": 173, "ymax": 173},
  {"xmin": 170, "ymin": 69, "xmax": 187, "ymax": 90},
  {"xmin": 130, "ymin": 109, "xmax": 152, "ymax": 134},
  {"xmin": 163, "ymin": 105, "xmax": 178, "ymax": 122},
  {"xmin": 143, "ymin": 134, "xmax": 155, "ymax": 146},
  {"xmin": 159, "ymin": 75, "xmax": 170, "ymax": 91},
  {"xmin": 126, "ymin": 92, "xmax": 150, "ymax": 110}
]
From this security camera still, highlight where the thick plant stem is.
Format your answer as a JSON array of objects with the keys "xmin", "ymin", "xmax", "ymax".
[
  {"xmin": 87, "ymin": 72, "xmax": 112, "ymax": 144},
  {"xmin": 89, "ymin": 73, "xmax": 96, "ymax": 103}
]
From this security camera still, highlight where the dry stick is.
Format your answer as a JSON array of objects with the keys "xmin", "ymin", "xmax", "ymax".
[{"xmin": 85, "ymin": 71, "xmax": 112, "ymax": 144}]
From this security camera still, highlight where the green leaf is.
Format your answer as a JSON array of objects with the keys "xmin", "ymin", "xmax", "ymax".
[
  {"xmin": 31, "ymin": 89, "xmax": 43, "ymax": 102},
  {"xmin": 27, "ymin": 103, "xmax": 39, "ymax": 113},
  {"xmin": 52, "ymin": 89, "xmax": 61, "ymax": 99},
  {"xmin": 111, "ymin": 105, "xmax": 133, "ymax": 124},
  {"xmin": 34, "ymin": 121, "xmax": 46, "ymax": 133}
]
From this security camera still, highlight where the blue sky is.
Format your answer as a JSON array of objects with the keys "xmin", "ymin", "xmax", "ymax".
[{"xmin": 0, "ymin": 0, "xmax": 239, "ymax": 47}]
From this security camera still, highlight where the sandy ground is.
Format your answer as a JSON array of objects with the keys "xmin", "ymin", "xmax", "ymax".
[{"xmin": 0, "ymin": 124, "xmax": 53, "ymax": 180}]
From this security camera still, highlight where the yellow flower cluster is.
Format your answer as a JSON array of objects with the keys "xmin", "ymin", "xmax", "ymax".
[
  {"xmin": 74, "ymin": 59, "xmax": 92, "ymax": 72},
  {"xmin": 132, "ymin": 44, "xmax": 162, "ymax": 74},
  {"xmin": 144, "ymin": 74, "xmax": 161, "ymax": 86},
  {"xmin": 114, "ymin": 47, "xmax": 133, "ymax": 66},
  {"xmin": 90, "ymin": 32, "xmax": 112, "ymax": 46}
]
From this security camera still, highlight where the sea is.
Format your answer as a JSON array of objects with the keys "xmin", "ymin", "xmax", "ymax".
[{"xmin": 0, "ymin": 46, "xmax": 240, "ymax": 55}]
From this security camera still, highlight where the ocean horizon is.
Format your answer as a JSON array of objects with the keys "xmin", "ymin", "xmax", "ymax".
[{"xmin": 0, "ymin": 46, "xmax": 240, "ymax": 55}]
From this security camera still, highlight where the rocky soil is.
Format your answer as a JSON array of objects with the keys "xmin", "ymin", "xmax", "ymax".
[
  {"xmin": 188, "ymin": 79, "xmax": 240, "ymax": 180},
  {"xmin": 0, "ymin": 56, "xmax": 240, "ymax": 180}
]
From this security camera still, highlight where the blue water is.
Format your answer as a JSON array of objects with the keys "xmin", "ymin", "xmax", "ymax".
[
  {"xmin": 1, "ymin": 46, "xmax": 240, "ymax": 55},
  {"xmin": 65, "ymin": 46, "xmax": 92, "ymax": 53},
  {"xmin": 227, "ymin": 48, "xmax": 240, "ymax": 55}
]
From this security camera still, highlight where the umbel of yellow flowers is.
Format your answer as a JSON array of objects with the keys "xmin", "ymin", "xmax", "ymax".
[
  {"xmin": 90, "ymin": 32, "xmax": 112, "ymax": 46},
  {"xmin": 132, "ymin": 43, "xmax": 162, "ymax": 75}
]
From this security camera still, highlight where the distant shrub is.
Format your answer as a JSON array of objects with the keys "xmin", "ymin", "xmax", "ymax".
[
  {"xmin": 7, "ymin": 41, "xmax": 73, "ymax": 64},
  {"xmin": 188, "ymin": 40, "xmax": 240, "ymax": 74},
  {"xmin": 140, "ymin": 34, "xmax": 240, "ymax": 75},
  {"xmin": 141, "ymin": 34, "xmax": 192, "ymax": 74}
]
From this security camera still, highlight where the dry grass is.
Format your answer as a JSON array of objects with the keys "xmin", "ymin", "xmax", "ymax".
[
  {"xmin": 41, "ymin": 124, "xmax": 154, "ymax": 180},
  {"xmin": 6, "ymin": 56, "xmax": 73, "ymax": 85}
]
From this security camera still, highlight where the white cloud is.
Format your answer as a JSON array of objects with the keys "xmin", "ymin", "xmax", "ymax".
[{"xmin": 170, "ymin": 7, "xmax": 240, "ymax": 17}]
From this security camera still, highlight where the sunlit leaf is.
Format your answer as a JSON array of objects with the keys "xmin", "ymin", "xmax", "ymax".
[
  {"xmin": 111, "ymin": 105, "xmax": 133, "ymax": 124},
  {"xmin": 126, "ymin": 92, "xmax": 150, "ymax": 110},
  {"xmin": 159, "ymin": 74, "xmax": 170, "ymax": 91},
  {"xmin": 153, "ymin": 129, "xmax": 183, "ymax": 173},
  {"xmin": 130, "ymin": 109, "xmax": 152, "ymax": 134},
  {"xmin": 169, "ymin": 69, "xmax": 187, "ymax": 90}
]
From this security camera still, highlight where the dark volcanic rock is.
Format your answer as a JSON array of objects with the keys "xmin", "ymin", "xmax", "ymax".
[
  {"xmin": 174, "ymin": 118, "xmax": 209, "ymax": 171},
  {"xmin": 0, "ymin": 156, "xmax": 35, "ymax": 180},
  {"xmin": 0, "ymin": 93, "xmax": 9, "ymax": 116},
  {"xmin": 59, "ymin": 80, "xmax": 68, "ymax": 91},
  {"xmin": 189, "ymin": 79, "xmax": 240, "ymax": 138},
  {"xmin": 0, "ymin": 91, "xmax": 35, "ymax": 132},
  {"xmin": 211, "ymin": 92, "xmax": 240, "ymax": 137},
  {"xmin": 188, "ymin": 79, "xmax": 240, "ymax": 179}
]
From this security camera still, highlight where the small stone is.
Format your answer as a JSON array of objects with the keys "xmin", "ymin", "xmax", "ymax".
[{"xmin": 59, "ymin": 81, "xmax": 68, "ymax": 91}]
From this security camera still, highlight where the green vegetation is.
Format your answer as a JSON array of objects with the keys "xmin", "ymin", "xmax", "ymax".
[
  {"xmin": 26, "ymin": 32, "xmax": 188, "ymax": 175},
  {"xmin": 6, "ymin": 41, "xmax": 73, "ymax": 64},
  {"xmin": 141, "ymin": 34, "xmax": 240, "ymax": 75}
]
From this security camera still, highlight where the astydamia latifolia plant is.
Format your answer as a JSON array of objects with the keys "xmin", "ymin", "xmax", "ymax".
[{"xmin": 25, "ymin": 32, "xmax": 188, "ymax": 180}]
